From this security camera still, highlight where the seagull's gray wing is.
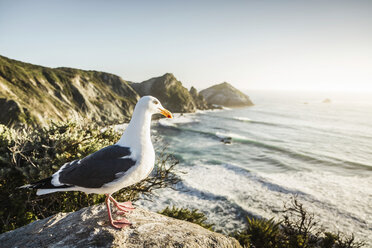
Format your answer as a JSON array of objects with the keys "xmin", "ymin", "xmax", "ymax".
[{"xmin": 58, "ymin": 145, "xmax": 136, "ymax": 188}]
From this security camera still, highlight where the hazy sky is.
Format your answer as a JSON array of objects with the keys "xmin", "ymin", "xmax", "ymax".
[{"xmin": 1, "ymin": 0, "xmax": 371, "ymax": 92}]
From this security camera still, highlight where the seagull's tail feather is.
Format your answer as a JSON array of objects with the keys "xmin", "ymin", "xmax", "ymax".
[
  {"xmin": 36, "ymin": 188, "xmax": 76, "ymax": 195},
  {"xmin": 18, "ymin": 177, "xmax": 73, "ymax": 195}
]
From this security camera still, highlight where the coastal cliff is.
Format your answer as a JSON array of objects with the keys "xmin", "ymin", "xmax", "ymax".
[
  {"xmin": 0, "ymin": 55, "xmax": 139, "ymax": 127},
  {"xmin": 189, "ymin": 86, "xmax": 210, "ymax": 110},
  {"xmin": 130, "ymin": 73, "xmax": 199, "ymax": 113},
  {"xmin": 0, "ymin": 204, "xmax": 241, "ymax": 248},
  {"xmin": 0, "ymin": 55, "xmax": 252, "ymax": 128}
]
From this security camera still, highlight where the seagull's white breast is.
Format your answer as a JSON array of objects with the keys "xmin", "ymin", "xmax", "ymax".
[{"xmin": 102, "ymin": 141, "xmax": 155, "ymax": 194}]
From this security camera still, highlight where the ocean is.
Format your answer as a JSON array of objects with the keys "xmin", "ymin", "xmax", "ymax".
[{"xmin": 136, "ymin": 91, "xmax": 372, "ymax": 243}]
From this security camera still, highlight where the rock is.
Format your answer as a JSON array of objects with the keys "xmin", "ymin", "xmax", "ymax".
[
  {"xmin": 0, "ymin": 204, "xmax": 241, "ymax": 248},
  {"xmin": 322, "ymin": 98, "xmax": 331, "ymax": 103},
  {"xmin": 0, "ymin": 55, "xmax": 139, "ymax": 127},
  {"xmin": 130, "ymin": 73, "xmax": 197, "ymax": 113},
  {"xmin": 200, "ymin": 82, "xmax": 253, "ymax": 107},
  {"xmin": 189, "ymin": 86, "xmax": 210, "ymax": 110},
  {"xmin": 221, "ymin": 137, "xmax": 232, "ymax": 144}
]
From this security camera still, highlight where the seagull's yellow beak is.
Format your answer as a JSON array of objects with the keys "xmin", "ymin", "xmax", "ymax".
[{"xmin": 159, "ymin": 108, "xmax": 173, "ymax": 118}]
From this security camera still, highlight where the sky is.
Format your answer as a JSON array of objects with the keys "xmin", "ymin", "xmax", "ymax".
[{"xmin": 0, "ymin": 0, "xmax": 372, "ymax": 92}]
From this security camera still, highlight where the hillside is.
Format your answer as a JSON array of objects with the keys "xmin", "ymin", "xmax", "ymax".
[
  {"xmin": 0, "ymin": 55, "xmax": 139, "ymax": 127},
  {"xmin": 0, "ymin": 55, "xmax": 251, "ymax": 127}
]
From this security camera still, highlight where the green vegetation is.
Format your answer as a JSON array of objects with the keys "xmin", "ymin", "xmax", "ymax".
[
  {"xmin": 159, "ymin": 206, "xmax": 214, "ymax": 230},
  {"xmin": 235, "ymin": 217, "xmax": 282, "ymax": 248},
  {"xmin": 232, "ymin": 198, "xmax": 365, "ymax": 248},
  {"xmin": 159, "ymin": 198, "xmax": 365, "ymax": 248},
  {"xmin": 0, "ymin": 122, "xmax": 180, "ymax": 233},
  {"xmin": 0, "ymin": 55, "xmax": 138, "ymax": 127}
]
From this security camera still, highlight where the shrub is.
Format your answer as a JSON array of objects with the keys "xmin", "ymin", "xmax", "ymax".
[
  {"xmin": 321, "ymin": 232, "xmax": 365, "ymax": 248},
  {"xmin": 233, "ymin": 217, "xmax": 282, "ymax": 248},
  {"xmin": 159, "ymin": 206, "xmax": 214, "ymax": 230},
  {"xmin": 0, "ymin": 122, "xmax": 180, "ymax": 233},
  {"xmin": 232, "ymin": 197, "xmax": 365, "ymax": 248},
  {"xmin": 280, "ymin": 197, "xmax": 320, "ymax": 247}
]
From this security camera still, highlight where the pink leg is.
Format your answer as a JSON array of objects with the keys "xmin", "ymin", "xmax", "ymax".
[
  {"xmin": 105, "ymin": 194, "xmax": 131, "ymax": 229},
  {"xmin": 109, "ymin": 195, "xmax": 135, "ymax": 212}
]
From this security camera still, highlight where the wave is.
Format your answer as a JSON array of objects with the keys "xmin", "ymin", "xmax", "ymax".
[
  {"xmin": 223, "ymin": 134, "xmax": 372, "ymax": 170},
  {"xmin": 303, "ymin": 151, "xmax": 372, "ymax": 171},
  {"xmin": 161, "ymin": 125, "xmax": 304, "ymax": 157},
  {"xmin": 176, "ymin": 165, "xmax": 352, "ymax": 223},
  {"xmin": 233, "ymin": 116, "xmax": 252, "ymax": 122},
  {"xmin": 232, "ymin": 114, "xmax": 372, "ymax": 141},
  {"xmin": 203, "ymin": 109, "xmax": 372, "ymax": 148},
  {"xmin": 160, "ymin": 125, "xmax": 372, "ymax": 170},
  {"xmin": 195, "ymin": 108, "xmax": 226, "ymax": 114},
  {"xmin": 158, "ymin": 114, "xmax": 200, "ymax": 127},
  {"xmin": 213, "ymin": 113, "xmax": 368, "ymax": 141},
  {"xmin": 207, "ymin": 114, "xmax": 290, "ymax": 128},
  {"xmin": 233, "ymin": 116, "xmax": 277, "ymax": 126}
]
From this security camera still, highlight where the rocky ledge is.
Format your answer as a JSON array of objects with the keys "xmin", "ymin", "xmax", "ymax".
[{"xmin": 0, "ymin": 204, "xmax": 241, "ymax": 248}]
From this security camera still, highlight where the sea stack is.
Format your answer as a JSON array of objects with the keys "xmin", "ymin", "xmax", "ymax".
[{"xmin": 200, "ymin": 82, "xmax": 253, "ymax": 107}]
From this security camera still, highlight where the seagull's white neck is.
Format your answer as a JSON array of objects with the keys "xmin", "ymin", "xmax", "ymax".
[{"xmin": 116, "ymin": 106, "xmax": 153, "ymax": 154}]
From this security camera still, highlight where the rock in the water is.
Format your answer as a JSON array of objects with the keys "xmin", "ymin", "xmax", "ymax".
[
  {"xmin": 130, "ymin": 73, "xmax": 197, "ymax": 113},
  {"xmin": 322, "ymin": 98, "xmax": 331, "ymax": 103},
  {"xmin": 200, "ymin": 82, "xmax": 253, "ymax": 107},
  {"xmin": 0, "ymin": 204, "xmax": 241, "ymax": 248}
]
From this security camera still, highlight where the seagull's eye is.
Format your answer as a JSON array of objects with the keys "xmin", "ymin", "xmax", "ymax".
[{"xmin": 153, "ymin": 100, "xmax": 159, "ymax": 105}]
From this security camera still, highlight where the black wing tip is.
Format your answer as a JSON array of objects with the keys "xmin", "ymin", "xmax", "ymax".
[{"xmin": 19, "ymin": 177, "xmax": 71, "ymax": 190}]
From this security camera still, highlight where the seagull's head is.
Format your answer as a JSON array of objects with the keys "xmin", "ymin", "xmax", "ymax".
[{"xmin": 137, "ymin": 96, "xmax": 173, "ymax": 118}]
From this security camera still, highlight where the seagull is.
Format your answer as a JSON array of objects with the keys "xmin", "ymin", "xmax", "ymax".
[{"xmin": 20, "ymin": 96, "xmax": 173, "ymax": 229}]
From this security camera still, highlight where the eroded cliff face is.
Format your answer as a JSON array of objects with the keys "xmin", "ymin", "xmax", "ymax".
[
  {"xmin": 0, "ymin": 204, "xmax": 242, "ymax": 248},
  {"xmin": 130, "ymin": 73, "xmax": 198, "ymax": 113},
  {"xmin": 189, "ymin": 86, "xmax": 210, "ymax": 110},
  {"xmin": 200, "ymin": 82, "xmax": 254, "ymax": 107},
  {"xmin": 0, "ymin": 55, "xmax": 139, "ymax": 127}
]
